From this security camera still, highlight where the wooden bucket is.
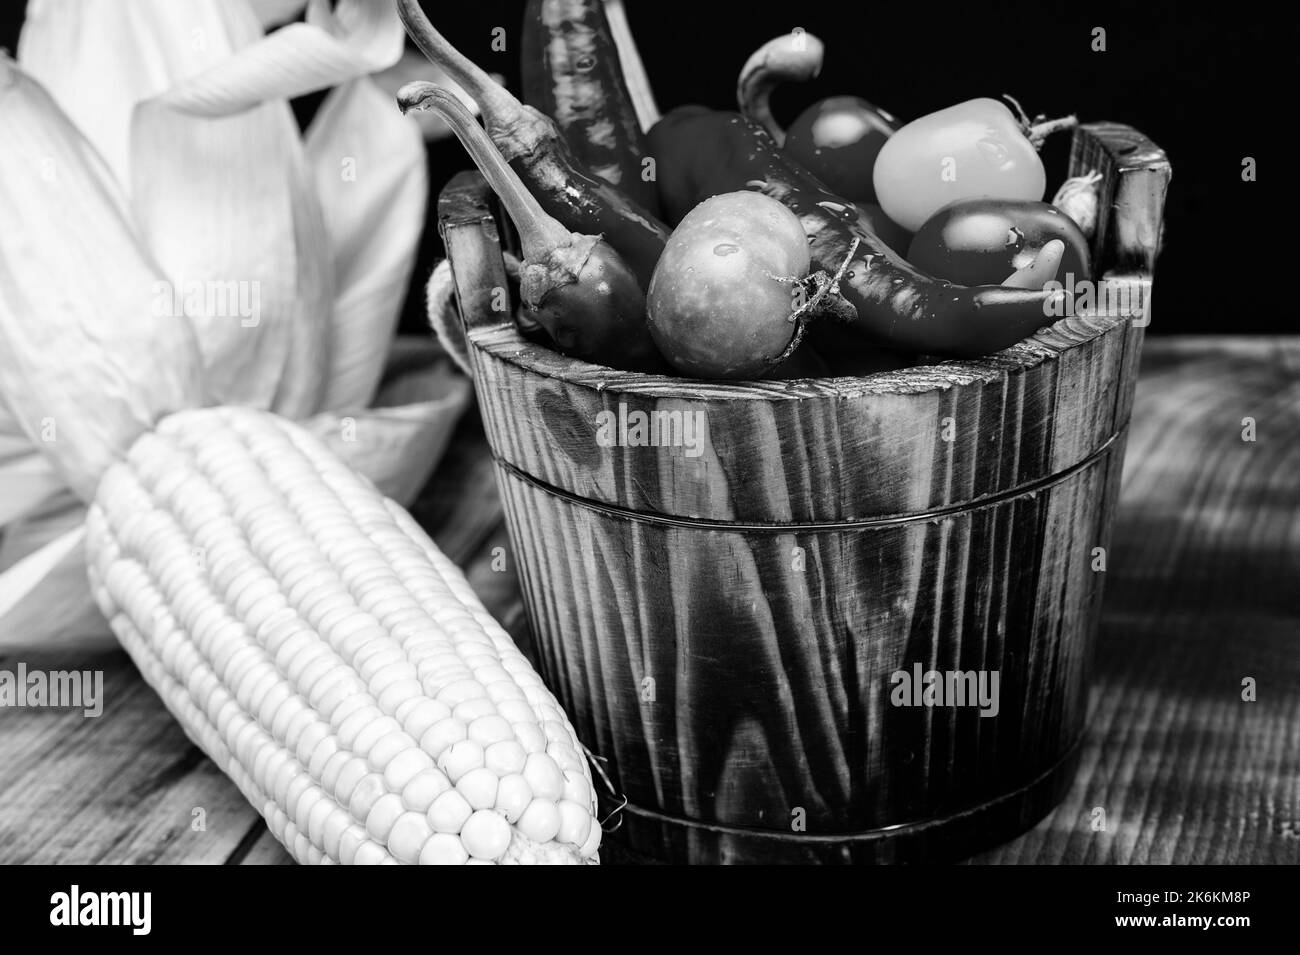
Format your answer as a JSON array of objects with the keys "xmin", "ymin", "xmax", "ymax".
[{"xmin": 439, "ymin": 123, "xmax": 1170, "ymax": 864}]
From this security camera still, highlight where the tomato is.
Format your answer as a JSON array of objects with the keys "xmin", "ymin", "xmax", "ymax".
[
  {"xmin": 783, "ymin": 96, "xmax": 898, "ymax": 203},
  {"xmin": 906, "ymin": 198, "xmax": 1091, "ymax": 287},
  {"xmin": 873, "ymin": 98, "xmax": 1047, "ymax": 232},
  {"xmin": 647, "ymin": 192, "xmax": 809, "ymax": 379}
]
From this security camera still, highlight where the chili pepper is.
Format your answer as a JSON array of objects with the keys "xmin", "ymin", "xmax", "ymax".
[
  {"xmin": 520, "ymin": 0, "xmax": 660, "ymax": 216},
  {"xmin": 735, "ymin": 30, "xmax": 825, "ymax": 146},
  {"xmin": 397, "ymin": 0, "xmax": 668, "ymax": 290},
  {"xmin": 401, "ymin": 84, "xmax": 664, "ymax": 373},
  {"xmin": 645, "ymin": 105, "xmax": 715, "ymax": 225},
  {"xmin": 736, "ymin": 32, "xmax": 898, "ymax": 206},
  {"xmin": 907, "ymin": 198, "xmax": 1089, "ymax": 289},
  {"xmin": 1002, "ymin": 240, "xmax": 1065, "ymax": 291},
  {"xmin": 784, "ymin": 96, "xmax": 899, "ymax": 205},
  {"xmin": 647, "ymin": 108, "xmax": 1065, "ymax": 357}
]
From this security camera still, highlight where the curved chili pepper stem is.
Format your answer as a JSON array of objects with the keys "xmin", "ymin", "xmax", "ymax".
[
  {"xmin": 398, "ymin": 83, "xmax": 570, "ymax": 258},
  {"xmin": 397, "ymin": 0, "xmax": 521, "ymax": 132},
  {"xmin": 398, "ymin": 0, "xmax": 668, "ymax": 292},
  {"xmin": 737, "ymin": 31, "xmax": 825, "ymax": 146}
]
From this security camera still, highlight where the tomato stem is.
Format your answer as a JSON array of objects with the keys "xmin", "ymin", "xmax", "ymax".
[{"xmin": 766, "ymin": 237, "xmax": 860, "ymax": 367}]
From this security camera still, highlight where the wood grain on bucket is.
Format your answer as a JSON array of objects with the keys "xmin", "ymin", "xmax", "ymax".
[{"xmin": 439, "ymin": 123, "xmax": 1171, "ymax": 862}]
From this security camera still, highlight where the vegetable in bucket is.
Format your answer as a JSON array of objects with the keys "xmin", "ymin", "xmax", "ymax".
[
  {"xmin": 648, "ymin": 108, "xmax": 1066, "ymax": 357},
  {"xmin": 520, "ymin": 0, "xmax": 661, "ymax": 215},
  {"xmin": 397, "ymin": 0, "xmax": 669, "ymax": 290},
  {"xmin": 646, "ymin": 191, "xmax": 853, "ymax": 379},
  {"xmin": 400, "ymin": 83, "xmax": 664, "ymax": 372},
  {"xmin": 873, "ymin": 96, "xmax": 1077, "ymax": 232},
  {"xmin": 907, "ymin": 198, "xmax": 1090, "ymax": 288}
]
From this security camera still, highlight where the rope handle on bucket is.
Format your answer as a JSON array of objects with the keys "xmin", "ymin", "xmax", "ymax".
[
  {"xmin": 426, "ymin": 251, "xmax": 529, "ymax": 379},
  {"xmin": 580, "ymin": 741, "xmax": 629, "ymax": 833}
]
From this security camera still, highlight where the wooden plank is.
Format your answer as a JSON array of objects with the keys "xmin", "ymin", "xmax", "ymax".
[
  {"xmin": 234, "ymin": 828, "xmax": 294, "ymax": 866},
  {"xmin": 969, "ymin": 337, "xmax": 1300, "ymax": 864},
  {"xmin": 0, "ymin": 648, "xmax": 263, "ymax": 864}
]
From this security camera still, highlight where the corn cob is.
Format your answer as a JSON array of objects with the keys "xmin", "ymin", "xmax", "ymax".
[{"xmin": 83, "ymin": 405, "xmax": 600, "ymax": 865}]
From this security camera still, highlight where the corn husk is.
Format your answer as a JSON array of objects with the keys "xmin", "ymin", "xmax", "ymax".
[
  {"xmin": 249, "ymin": 0, "xmax": 310, "ymax": 29},
  {"xmin": 306, "ymin": 76, "xmax": 428, "ymax": 409},
  {"xmin": 0, "ymin": 56, "xmax": 207, "ymax": 647},
  {"xmin": 0, "ymin": 496, "xmax": 105, "ymax": 647},
  {"xmin": 0, "ymin": 400, "xmax": 63, "ymax": 527},
  {"xmin": 0, "ymin": 57, "xmax": 207, "ymax": 503},
  {"xmin": 1, "ymin": 2, "xmax": 459, "ymax": 649},
  {"xmin": 18, "ymin": 0, "xmax": 266, "ymax": 191},
  {"xmin": 0, "ymin": 526, "xmax": 98, "ymax": 648},
  {"xmin": 306, "ymin": 338, "xmax": 471, "ymax": 506},
  {"xmin": 129, "ymin": 0, "xmax": 405, "ymax": 417}
]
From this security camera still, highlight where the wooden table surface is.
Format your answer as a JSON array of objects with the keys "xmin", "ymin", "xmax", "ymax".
[{"xmin": 1, "ymin": 336, "xmax": 1296, "ymax": 865}]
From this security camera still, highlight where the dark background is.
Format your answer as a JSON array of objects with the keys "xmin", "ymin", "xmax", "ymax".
[{"xmin": 1, "ymin": 2, "xmax": 1271, "ymax": 335}]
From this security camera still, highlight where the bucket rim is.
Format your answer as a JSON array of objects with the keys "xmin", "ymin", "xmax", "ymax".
[
  {"xmin": 440, "ymin": 121, "xmax": 1168, "ymax": 404},
  {"xmin": 462, "ymin": 310, "xmax": 1135, "ymax": 401}
]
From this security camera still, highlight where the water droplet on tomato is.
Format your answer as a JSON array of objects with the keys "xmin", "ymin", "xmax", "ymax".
[{"xmin": 713, "ymin": 243, "xmax": 741, "ymax": 256}]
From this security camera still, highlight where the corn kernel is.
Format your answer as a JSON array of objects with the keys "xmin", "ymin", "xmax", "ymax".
[
  {"xmin": 494, "ymin": 774, "xmax": 532, "ymax": 823},
  {"xmin": 437, "ymin": 739, "xmax": 485, "ymax": 783},
  {"xmin": 418, "ymin": 832, "xmax": 468, "ymax": 865},
  {"xmin": 455, "ymin": 767, "xmax": 499, "ymax": 810},
  {"xmin": 427, "ymin": 789, "xmax": 473, "ymax": 834},
  {"xmin": 387, "ymin": 812, "xmax": 433, "ymax": 864},
  {"xmin": 401, "ymin": 768, "xmax": 452, "ymax": 812},
  {"xmin": 461, "ymin": 810, "xmax": 511, "ymax": 860},
  {"xmin": 517, "ymin": 799, "xmax": 561, "ymax": 843},
  {"xmin": 523, "ymin": 752, "xmax": 565, "ymax": 801}
]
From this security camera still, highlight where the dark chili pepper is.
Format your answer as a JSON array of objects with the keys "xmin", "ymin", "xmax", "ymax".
[
  {"xmin": 647, "ymin": 107, "xmax": 1066, "ymax": 357},
  {"xmin": 644, "ymin": 105, "xmax": 714, "ymax": 225},
  {"xmin": 398, "ymin": 0, "xmax": 668, "ymax": 290},
  {"xmin": 520, "ymin": 0, "xmax": 660, "ymax": 216},
  {"xmin": 735, "ymin": 30, "xmax": 824, "ymax": 147},
  {"xmin": 402, "ymin": 84, "xmax": 665, "ymax": 373}
]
